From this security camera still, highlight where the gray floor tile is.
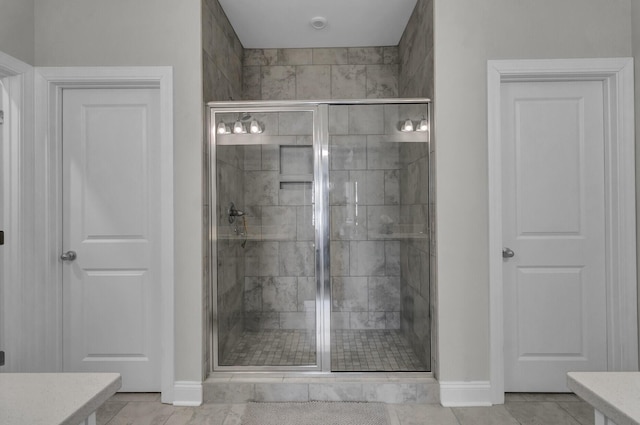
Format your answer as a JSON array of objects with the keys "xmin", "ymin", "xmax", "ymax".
[
  {"xmin": 164, "ymin": 404, "xmax": 232, "ymax": 425},
  {"xmin": 107, "ymin": 401, "xmax": 177, "ymax": 425},
  {"xmin": 452, "ymin": 405, "xmax": 520, "ymax": 425},
  {"xmin": 505, "ymin": 401, "xmax": 582, "ymax": 425},
  {"xmin": 390, "ymin": 404, "xmax": 460, "ymax": 425},
  {"xmin": 221, "ymin": 404, "xmax": 247, "ymax": 425},
  {"xmin": 96, "ymin": 401, "xmax": 127, "ymax": 425},
  {"xmin": 558, "ymin": 401, "xmax": 595, "ymax": 425}
]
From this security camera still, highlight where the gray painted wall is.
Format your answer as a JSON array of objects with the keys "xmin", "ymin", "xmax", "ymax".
[
  {"xmin": 0, "ymin": 0, "xmax": 34, "ymax": 65},
  {"xmin": 433, "ymin": 0, "xmax": 633, "ymax": 383},
  {"xmin": 34, "ymin": 0, "xmax": 205, "ymax": 383}
]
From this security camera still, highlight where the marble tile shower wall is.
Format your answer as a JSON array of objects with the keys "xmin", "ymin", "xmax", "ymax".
[
  {"xmin": 216, "ymin": 145, "xmax": 247, "ymax": 360},
  {"xmin": 203, "ymin": 0, "xmax": 243, "ymax": 102},
  {"xmin": 242, "ymin": 47, "xmax": 399, "ymax": 100},
  {"xmin": 329, "ymin": 105, "xmax": 404, "ymax": 330},
  {"xmin": 399, "ymin": 139, "xmax": 430, "ymax": 369},
  {"xmin": 398, "ymin": 0, "xmax": 436, "ymax": 373},
  {"xmin": 203, "ymin": 0, "xmax": 244, "ymax": 373},
  {"xmin": 240, "ymin": 112, "xmax": 317, "ymax": 331}
]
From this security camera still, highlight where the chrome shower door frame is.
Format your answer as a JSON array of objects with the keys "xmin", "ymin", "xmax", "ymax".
[
  {"xmin": 208, "ymin": 103, "xmax": 330, "ymax": 372},
  {"xmin": 208, "ymin": 99, "xmax": 432, "ymax": 374}
]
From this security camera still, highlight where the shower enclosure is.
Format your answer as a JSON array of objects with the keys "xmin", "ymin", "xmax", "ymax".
[{"xmin": 207, "ymin": 99, "xmax": 431, "ymax": 373}]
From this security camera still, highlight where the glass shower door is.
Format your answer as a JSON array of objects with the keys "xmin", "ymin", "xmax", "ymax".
[
  {"xmin": 327, "ymin": 102, "xmax": 431, "ymax": 372},
  {"xmin": 212, "ymin": 107, "xmax": 321, "ymax": 370}
]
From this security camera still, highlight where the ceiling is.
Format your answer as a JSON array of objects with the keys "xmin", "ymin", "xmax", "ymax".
[{"xmin": 218, "ymin": 0, "xmax": 419, "ymax": 49}]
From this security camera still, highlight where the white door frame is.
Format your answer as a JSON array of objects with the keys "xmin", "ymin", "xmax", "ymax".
[
  {"xmin": 34, "ymin": 67, "xmax": 175, "ymax": 402},
  {"xmin": 0, "ymin": 51, "xmax": 33, "ymax": 372},
  {"xmin": 488, "ymin": 58, "xmax": 638, "ymax": 404}
]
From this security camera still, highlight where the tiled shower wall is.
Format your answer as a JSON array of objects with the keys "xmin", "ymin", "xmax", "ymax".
[
  {"xmin": 202, "ymin": 0, "xmax": 243, "ymax": 373},
  {"xmin": 242, "ymin": 47, "xmax": 399, "ymax": 100},
  {"xmin": 328, "ymin": 105, "xmax": 403, "ymax": 330},
  {"xmin": 241, "ymin": 48, "xmax": 404, "ymax": 330},
  {"xmin": 203, "ymin": 0, "xmax": 243, "ymax": 102},
  {"xmin": 216, "ymin": 145, "xmax": 246, "ymax": 358},
  {"xmin": 398, "ymin": 0, "xmax": 436, "ymax": 373},
  {"xmin": 240, "ymin": 113, "xmax": 316, "ymax": 332},
  {"xmin": 399, "ymin": 138, "xmax": 431, "ymax": 369}
]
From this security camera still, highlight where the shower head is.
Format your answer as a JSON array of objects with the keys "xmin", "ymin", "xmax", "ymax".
[{"xmin": 238, "ymin": 112, "xmax": 252, "ymax": 121}]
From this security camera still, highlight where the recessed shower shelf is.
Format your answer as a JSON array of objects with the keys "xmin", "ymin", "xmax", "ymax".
[{"xmin": 279, "ymin": 174, "xmax": 313, "ymax": 183}]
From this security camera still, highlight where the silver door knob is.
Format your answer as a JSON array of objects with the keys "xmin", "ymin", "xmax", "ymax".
[
  {"xmin": 60, "ymin": 250, "xmax": 77, "ymax": 262},
  {"xmin": 502, "ymin": 247, "xmax": 515, "ymax": 258}
]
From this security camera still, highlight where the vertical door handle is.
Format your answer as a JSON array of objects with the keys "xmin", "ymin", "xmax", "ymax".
[
  {"xmin": 60, "ymin": 250, "xmax": 77, "ymax": 262},
  {"xmin": 502, "ymin": 247, "xmax": 515, "ymax": 258}
]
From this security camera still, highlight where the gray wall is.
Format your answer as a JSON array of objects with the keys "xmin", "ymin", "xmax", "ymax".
[
  {"xmin": 34, "ymin": 0, "xmax": 205, "ymax": 383},
  {"xmin": 433, "ymin": 0, "xmax": 633, "ymax": 383},
  {"xmin": 0, "ymin": 0, "xmax": 34, "ymax": 65},
  {"xmin": 633, "ymin": 2, "xmax": 640, "ymax": 353}
]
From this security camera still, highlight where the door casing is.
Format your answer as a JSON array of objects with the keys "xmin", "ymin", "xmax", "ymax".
[
  {"xmin": 488, "ymin": 58, "xmax": 638, "ymax": 404},
  {"xmin": 34, "ymin": 67, "xmax": 175, "ymax": 402},
  {"xmin": 0, "ymin": 51, "xmax": 33, "ymax": 372}
]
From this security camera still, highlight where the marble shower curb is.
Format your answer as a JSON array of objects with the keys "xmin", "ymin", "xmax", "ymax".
[{"xmin": 203, "ymin": 372, "xmax": 439, "ymax": 404}]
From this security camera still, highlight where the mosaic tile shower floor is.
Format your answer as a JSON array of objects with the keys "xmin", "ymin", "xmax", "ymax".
[{"xmin": 220, "ymin": 329, "xmax": 428, "ymax": 371}]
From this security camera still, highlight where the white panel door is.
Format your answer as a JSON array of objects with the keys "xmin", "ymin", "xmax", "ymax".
[
  {"xmin": 502, "ymin": 81, "xmax": 607, "ymax": 392},
  {"xmin": 62, "ymin": 88, "xmax": 161, "ymax": 391}
]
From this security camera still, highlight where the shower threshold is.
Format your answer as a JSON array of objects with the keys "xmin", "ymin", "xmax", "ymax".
[{"xmin": 203, "ymin": 371, "xmax": 439, "ymax": 404}]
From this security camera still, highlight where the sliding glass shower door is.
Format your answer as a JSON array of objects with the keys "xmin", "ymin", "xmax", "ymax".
[
  {"xmin": 209, "ymin": 100, "xmax": 431, "ymax": 373},
  {"xmin": 211, "ymin": 107, "xmax": 322, "ymax": 370},
  {"xmin": 327, "ymin": 103, "xmax": 430, "ymax": 372}
]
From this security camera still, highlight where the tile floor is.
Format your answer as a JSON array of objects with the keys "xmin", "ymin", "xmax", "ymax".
[
  {"xmin": 332, "ymin": 330, "xmax": 427, "ymax": 371},
  {"xmin": 97, "ymin": 392, "xmax": 595, "ymax": 425},
  {"xmin": 220, "ymin": 329, "xmax": 427, "ymax": 372}
]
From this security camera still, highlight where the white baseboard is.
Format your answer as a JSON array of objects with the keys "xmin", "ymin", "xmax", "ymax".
[
  {"xmin": 173, "ymin": 381, "xmax": 203, "ymax": 406},
  {"xmin": 439, "ymin": 381, "xmax": 492, "ymax": 407}
]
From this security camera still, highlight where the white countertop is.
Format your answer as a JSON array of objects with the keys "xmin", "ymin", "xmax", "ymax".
[
  {"xmin": 0, "ymin": 373, "xmax": 121, "ymax": 425},
  {"xmin": 567, "ymin": 372, "xmax": 640, "ymax": 425}
]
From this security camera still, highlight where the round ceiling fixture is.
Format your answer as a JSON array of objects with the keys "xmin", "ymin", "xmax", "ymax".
[{"xmin": 310, "ymin": 16, "xmax": 328, "ymax": 30}]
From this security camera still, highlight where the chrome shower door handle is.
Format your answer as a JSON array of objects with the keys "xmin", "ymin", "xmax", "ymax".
[
  {"xmin": 60, "ymin": 250, "xmax": 77, "ymax": 262},
  {"xmin": 502, "ymin": 247, "xmax": 515, "ymax": 258}
]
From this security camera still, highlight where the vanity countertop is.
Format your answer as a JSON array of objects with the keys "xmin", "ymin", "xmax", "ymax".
[
  {"xmin": 0, "ymin": 373, "xmax": 121, "ymax": 425},
  {"xmin": 567, "ymin": 372, "xmax": 640, "ymax": 425}
]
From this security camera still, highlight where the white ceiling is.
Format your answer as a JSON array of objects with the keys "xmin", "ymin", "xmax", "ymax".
[{"xmin": 218, "ymin": 0, "xmax": 418, "ymax": 49}]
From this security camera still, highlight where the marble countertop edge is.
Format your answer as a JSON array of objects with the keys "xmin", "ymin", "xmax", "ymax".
[
  {"xmin": 62, "ymin": 374, "xmax": 122, "ymax": 425},
  {"xmin": 567, "ymin": 372, "xmax": 640, "ymax": 425},
  {"xmin": 0, "ymin": 373, "xmax": 122, "ymax": 425}
]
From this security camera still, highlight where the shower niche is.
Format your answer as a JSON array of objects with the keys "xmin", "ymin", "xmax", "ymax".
[{"xmin": 207, "ymin": 100, "xmax": 431, "ymax": 373}]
